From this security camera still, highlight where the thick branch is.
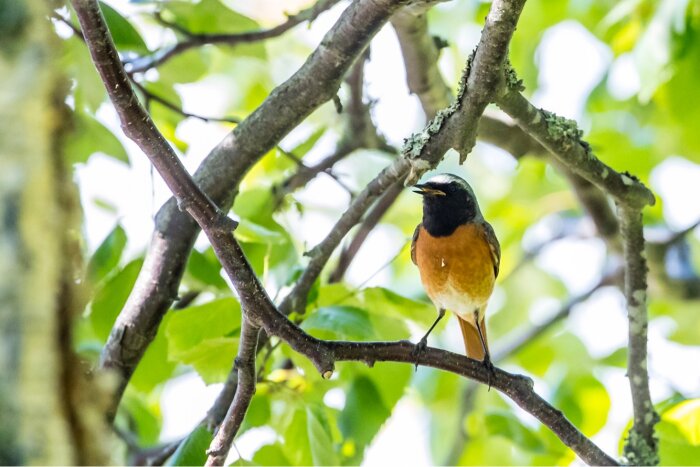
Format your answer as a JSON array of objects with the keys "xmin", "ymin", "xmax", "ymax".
[
  {"xmin": 205, "ymin": 320, "xmax": 259, "ymax": 466},
  {"xmin": 326, "ymin": 341, "xmax": 617, "ymax": 465},
  {"xmin": 98, "ymin": 0, "xmax": 410, "ymax": 413},
  {"xmin": 391, "ymin": 9, "xmax": 452, "ymax": 118},
  {"xmin": 126, "ymin": 0, "xmax": 341, "ymax": 73},
  {"xmin": 619, "ymin": 206, "xmax": 659, "ymax": 465}
]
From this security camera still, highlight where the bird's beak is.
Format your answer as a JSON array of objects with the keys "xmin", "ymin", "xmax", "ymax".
[{"xmin": 412, "ymin": 184, "xmax": 446, "ymax": 197}]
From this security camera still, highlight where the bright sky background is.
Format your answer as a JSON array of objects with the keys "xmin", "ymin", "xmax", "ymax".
[{"xmin": 70, "ymin": 1, "xmax": 700, "ymax": 464}]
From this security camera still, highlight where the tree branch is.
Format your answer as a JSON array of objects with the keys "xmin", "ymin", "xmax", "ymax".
[
  {"xmin": 495, "ymin": 82, "xmax": 658, "ymax": 464},
  {"xmin": 275, "ymin": 50, "xmax": 394, "ymax": 201},
  {"xmin": 391, "ymin": 8, "xmax": 452, "ymax": 119},
  {"xmin": 97, "ymin": 0, "xmax": 411, "ymax": 415},
  {"xmin": 205, "ymin": 320, "xmax": 259, "ymax": 466},
  {"xmin": 619, "ymin": 206, "xmax": 659, "ymax": 465},
  {"xmin": 325, "ymin": 341, "xmax": 617, "ymax": 465},
  {"xmin": 328, "ymin": 180, "xmax": 404, "ymax": 283},
  {"xmin": 131, "ymin": 79, "xmax": 242, "ymax": 124},
  {"xmin": 496, "ymin": 90, "xmax": 655, "ymax": 209},
  {"xmin": 125, "ymin": 0, "xmax": 341, "ymax": 73}
]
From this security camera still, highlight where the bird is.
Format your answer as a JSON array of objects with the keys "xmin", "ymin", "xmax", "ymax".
[{"xmin": 411, "ymin": 173, "xmax": 501, "ymax": 375}]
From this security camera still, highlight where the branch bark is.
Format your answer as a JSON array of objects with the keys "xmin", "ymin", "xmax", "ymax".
[
  {"xmin": 205, "ymin": 320, "xmax": 259, "ymax": 466},
  {"xmin": 495, "ymin": 83, "xmax": 658, "ymax": 464},
  {"xmin": 391, "ymin": 8, "xmax": 452, "ymax": 119},
  {"xmin": 619, "ymin": 206, "xmax": 659, "ymax": 465},
  {"xmin": 496, "ymin": 90, "xmax": 655, "ymax": 209}
]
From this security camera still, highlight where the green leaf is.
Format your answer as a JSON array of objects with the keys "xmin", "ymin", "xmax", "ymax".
[
  {"xmin": 362, "ymin": 287, "xmax": 436, "ymax": 328},
  {"xmin": 163, "ymin": 0, "xmax": 259, "ymax": 35},
  {"xmin": 633, "ymin": 0, "xmax": 691, "ymax": 101},
  {"xmin": 141, "ymin": 81, "xmax": 188, "ymax": 152},
  {"xmin": 552, "ymin": 373, "xmax": 610, "ymax": 436},
  {"xmin": 281, "ymin": 408, "xmax": 313, "ymax": 465},
  {"xmin": 235, "ymin": 219, "xmax": 286, "ymax": 244},
  {"xmin": 414, "ymin": 367, "xmax": 468, "ymax": 462},
  {"xmin": 86, "ymin": 224, "xmax": 127, "ymax": 284},
  {"xmin": 120, "ymin": 391, "xmax": 162, "ymax": 446},
  {"xmin": 161, "ymin": 0, "xmax": 266, "ymax": 59},
  {"xmin": 165, "ymin": 425, "xmax": 213, "ymax": 466},
  {"xmin": 233, "ymin": 186, "xmax": 276, "ymax": 224},
  {"xmin": 241, "ymin": 394, "xmax": 271, "ymax": 431},
  {"xmin": 657, "ymin": 398, "xmax": 700, "ymax": 465},
  {"xmin": 650, "ymin": 299, "xmax": 700, "ymax": 345},
  {"xmin": 307, "ymin": 406, "xmax": 339, "ymax": 466},
  {"xmin": 484, "ymin": 410, "xmax": 546, "ymax": 453},
  {"xmin": 99, "ymin": 1, "xmax": 149, "ymax": 54},
  {"xmin": 165, "ymin": 298, "xmax": 241, "ymax": 383},
  {"xmin": 599, "ymin": 347, "xmax": 628, "ymax": 368},
  {"xmin": 315, "ymin": 284, "xmax": 435, "ymax": 329},
  {"xmin": 65, "ymin": 111, "xmax": 129, "ymax": 165},
  {"xmin": 290, "ymin": 126, "xmax": 326, "ymax": 157},
  {"xmin": 158, "ymin": 48, "xmax": 209, "ymax": 85},
  {"xmin": 62, "ymin": 38, "xmax": 106, "ymax": 111},
  {"xmin": 253, "ymin": 443, "xmax": 291, "ymax": 465},
  {"xmin": 301, "ymin": 306, "xmax": 377, "ymax": 341},
  {"xmin": 185, "ymin": 247, "xmax": 228, "ymax": 290},
  {"xmin": 339, "ymin": 376, "xmax": 391, "ymax": 455},
  {"xmin": 130, "ymin": 314, "xmax": 177, "ymax": 393},
  {"xmin": 89, "ymin": 258, "xmax": 144, "ymax": 342}
]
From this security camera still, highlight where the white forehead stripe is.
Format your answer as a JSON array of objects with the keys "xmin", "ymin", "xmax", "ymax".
[{"xmin": 426, "ymin": 173, "xmax": 468, "ymax": 187}]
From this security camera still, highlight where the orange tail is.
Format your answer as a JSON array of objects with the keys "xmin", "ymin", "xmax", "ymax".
[{"xmin": 458, "ymin": 316, "xmax": 489, "ymax": 361}]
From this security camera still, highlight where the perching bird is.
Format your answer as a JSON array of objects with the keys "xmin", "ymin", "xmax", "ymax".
[{"xmin": 411, "ymin": 173, "xmax": 501, "ymax": 372}]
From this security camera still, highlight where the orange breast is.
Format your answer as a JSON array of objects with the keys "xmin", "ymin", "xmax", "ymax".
[{"xmin": 415, "ymin": 224, "xmax": 495, "ymax": 316}]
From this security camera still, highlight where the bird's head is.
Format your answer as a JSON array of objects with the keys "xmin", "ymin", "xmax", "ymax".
[{"xmin": 413, "ymin": 173, "xmax": 483, "ymax": 236}]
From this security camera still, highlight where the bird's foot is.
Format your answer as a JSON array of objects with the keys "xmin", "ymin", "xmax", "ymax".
[
  {"xmin": 481, "ymin": 355, "xmax": 496, "ymax": 391},
  {"xmin": 412, "ymin": 337, "xmax": 428, "ymax": 371}
]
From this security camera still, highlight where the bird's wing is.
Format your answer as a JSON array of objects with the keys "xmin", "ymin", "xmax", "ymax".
[
  {"xmin": 481, "ymin": 221, "xmax": 501, "ymax": 278},
  {"xmin": 411, "ymin": 224, "xmax": 421, "ymax": 265}
]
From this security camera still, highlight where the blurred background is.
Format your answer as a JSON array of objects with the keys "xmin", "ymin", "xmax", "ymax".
[{"xmin": 55, "ymin": 0, "xmax": 700, "ymax": 464}]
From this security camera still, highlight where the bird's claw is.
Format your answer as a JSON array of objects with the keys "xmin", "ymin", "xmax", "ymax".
[
  {"xmin": 412, "ymin": 337, "xmax": 428, "ymax": 371},
  {"xmin": 482, "ymin": 355, "xmax": 496, "ymax": 391}
]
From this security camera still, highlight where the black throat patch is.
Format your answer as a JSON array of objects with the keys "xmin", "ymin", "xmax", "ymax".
[{"xmin": 422, "ymin": 191, "xmax": 476, "ymax": 237}]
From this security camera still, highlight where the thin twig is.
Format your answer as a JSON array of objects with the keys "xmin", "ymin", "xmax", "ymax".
[
  {"xmin": 328, "ymin": 180, "xmax": 404, "ymax": 283},
  {"xmin": 126, "ymin": 0, "xmax": 342, "ymax": 73},
  {"xmin": 130, "ymin": 79, "xmax": 242, "ymax": 124}
]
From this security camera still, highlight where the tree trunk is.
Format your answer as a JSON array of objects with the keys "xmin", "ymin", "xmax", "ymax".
[{"xmin": 0, "ymin": 0, "xmax": 111, "ymax": 463}]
